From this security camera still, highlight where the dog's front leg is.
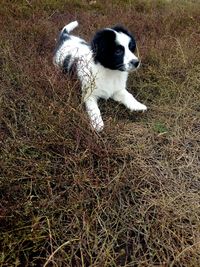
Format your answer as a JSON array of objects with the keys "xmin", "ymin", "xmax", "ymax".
[
  {"xmin": 112, "ymin": 89, "xmax": 147, "ymax": 111},
  {"xmin": 85, "ymin": 96, "xmax": 104, "ymax": 132}
]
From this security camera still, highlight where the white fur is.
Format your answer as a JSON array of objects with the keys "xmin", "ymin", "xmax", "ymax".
[
  {"xmin": 54, "ymin": 21, "xmax": 147, "ymax": 131},
  {"xmin": 115, "ymin": 31, "xmax": 140, "ymax": 71}
]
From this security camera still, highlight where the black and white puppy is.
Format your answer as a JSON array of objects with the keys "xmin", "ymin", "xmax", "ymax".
[{"xmin": 54, "ymin": 21, "xmax": 147, "ymax": 131}]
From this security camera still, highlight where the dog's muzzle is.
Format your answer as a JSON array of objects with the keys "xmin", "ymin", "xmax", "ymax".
[
  {"xmin": 118, "ymin": 60, "xmax": 140, "ymax": 72},
  {"xmin": 123, "ymin": 59, "xmax": 140, "ymax": 72},
  {"xmin": 129, "ymin": 59, "xmax": 140, "ymax": 69}
]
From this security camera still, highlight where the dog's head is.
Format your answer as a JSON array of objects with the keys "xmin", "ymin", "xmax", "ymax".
[{"xmin": 91, "ymin": 25, "xmax": 139, "ymax": 72}]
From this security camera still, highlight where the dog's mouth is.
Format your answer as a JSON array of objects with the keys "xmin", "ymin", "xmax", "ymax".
[
  {"xmin": 117, "ymin": 62, "xmax": 140, "ymax": 72},
  {"xmin": 117, "ymin": 64, "xmax": 127, "ymax": 71},
  {"xmin": 128, "ymin": 64, "xmax": 140, "ymax": 72}
]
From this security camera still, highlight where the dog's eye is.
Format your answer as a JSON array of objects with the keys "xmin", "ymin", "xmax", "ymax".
[
  {"xmin": 115, "ymin": 46, "xmax": 124, "ymax": 55},
  {"xmin": 129, "ymin": 42, "xmax": 136, "ymax": 52}
]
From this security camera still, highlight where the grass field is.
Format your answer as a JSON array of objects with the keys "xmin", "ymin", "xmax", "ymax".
[{"xmin": 0, "ymin": 0, "xmax": 200, "ymax": 266}]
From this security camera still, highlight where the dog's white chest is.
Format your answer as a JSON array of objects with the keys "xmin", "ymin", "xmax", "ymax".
[{"xmin": 92, "ymin": 65, "xmax": 128, "ymax": 99}]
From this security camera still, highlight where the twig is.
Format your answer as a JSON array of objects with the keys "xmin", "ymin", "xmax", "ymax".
[
  {"xmin": 170, "ymin": 240, "xmax": 200, "ymax": 267},
  {"xmin": 25, "ymin": 0, "xmax": 32, "ymax": 7},
  {"xmin": 43, "ymin": 238, "xmax": 79, "ymax": 267}
]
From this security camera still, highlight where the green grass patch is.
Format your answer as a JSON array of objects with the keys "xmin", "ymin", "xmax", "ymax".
[{"xmin": 153, "ymin": 121, "xmax": 168, "ymax": 134}]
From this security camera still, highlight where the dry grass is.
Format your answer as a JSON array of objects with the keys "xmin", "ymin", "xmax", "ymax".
[{"xmin": 0, "ymin": 0, "xmax": 200, "ymax": 266}]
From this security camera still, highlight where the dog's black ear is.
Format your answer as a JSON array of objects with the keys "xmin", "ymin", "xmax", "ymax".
[
  {"xmin": 91, "ymin": 29, "xmax": 116, "ymax": 60},
  {"xmin": 112, "ymin": 25, "xmax": 131, "ymax": 36}
]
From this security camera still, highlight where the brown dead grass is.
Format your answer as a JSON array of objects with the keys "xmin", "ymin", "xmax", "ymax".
[{"xmin": 0, "ymin": 0, "xmax": 200, "ymax": 266}]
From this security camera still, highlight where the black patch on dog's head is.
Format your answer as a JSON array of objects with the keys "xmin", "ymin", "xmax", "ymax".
[
  {"xmin": 91, "ymin": 29, "xmax": 123, "ymax": 70},
  {"xmin": 91, "ymin": 26, "xmax": 136, "ymax": 71},
  {"xmin": 112, "ymin": 25, "xmax": 136, "ymax": 53}
]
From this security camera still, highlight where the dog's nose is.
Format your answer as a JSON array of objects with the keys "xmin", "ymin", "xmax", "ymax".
[{"xmin": 130, "ymin": 59, "xmax": 140, "ymax": 68}]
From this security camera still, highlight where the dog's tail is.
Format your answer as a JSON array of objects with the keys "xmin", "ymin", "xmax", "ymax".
[
  {"xmin": 53, "ymin": 21, "xmax": 78, "ymax": 67},
  {"xmin": 61, "ymin": 21, "xmax": 78, "ymax": 35}
]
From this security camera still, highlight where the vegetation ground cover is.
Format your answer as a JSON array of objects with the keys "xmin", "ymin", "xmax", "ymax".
[{"xmin": 0, "ymin": 0, "xmax": 200, "ymax": 266}]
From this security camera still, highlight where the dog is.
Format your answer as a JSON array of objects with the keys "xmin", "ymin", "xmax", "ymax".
[{"xmin": 53, "ymin": 21, "xmax": 147, "ymax": 131}]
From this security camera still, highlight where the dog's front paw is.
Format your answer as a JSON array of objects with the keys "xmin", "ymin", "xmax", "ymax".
[
  {"xmin": 129, "ymin": 102, "xmax": 147, "ymax": 112},
  {"xmin": 91, "ymin": 117, "xmax": 104, "ymax": 132}
]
